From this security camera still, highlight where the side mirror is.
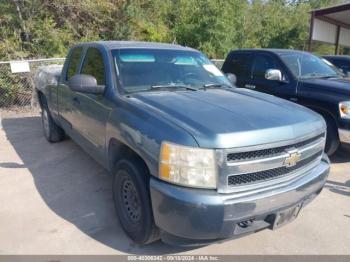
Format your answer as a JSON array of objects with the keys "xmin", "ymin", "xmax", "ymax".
[
  {"xmin": 68, "ymin": 74, "xmax": 105, "ymax": 94},
  {"xmin": 225, "ymin": 73, "xmax": 237, "ymax": 85},
  {"xmin": 265, "ymin": 69, "xmax": 282, "ymax": 81}
]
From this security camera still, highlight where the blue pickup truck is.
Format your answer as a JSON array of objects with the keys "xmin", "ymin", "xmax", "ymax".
[{"xmin": 35, "ymin": 41, "xmax": 330, "ymax": 246}]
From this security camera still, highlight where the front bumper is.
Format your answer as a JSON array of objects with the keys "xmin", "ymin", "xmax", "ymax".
[
  {"xmin": 150, "ymin": 154, "xmax": 330, "ymax": 246},
  {"xmin": 339, "ymin": 128, "xmax": 350, "ymax": 144}
]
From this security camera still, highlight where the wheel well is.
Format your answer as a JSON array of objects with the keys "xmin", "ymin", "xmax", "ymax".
[
  {"xmin": 309, "ymin": 107, "xmax": 340, "ymax": 155},
  {"xmin": 108, "ymin": 138, "xmax": 150, "ymax": 175},
  {"xmin": 309, "ymin": 107, "xmax": 338, "ymax": 129}
]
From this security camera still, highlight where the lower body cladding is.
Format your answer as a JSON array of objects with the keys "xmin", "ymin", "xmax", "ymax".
[{"xmin": 150, "ymin": 154, "xmax": 330, "ymax": 246}]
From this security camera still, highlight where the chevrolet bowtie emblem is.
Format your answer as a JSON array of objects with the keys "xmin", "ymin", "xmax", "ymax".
[{"xmin": 284, "ymin": 151, "xmax": 301, "ymax": 167}]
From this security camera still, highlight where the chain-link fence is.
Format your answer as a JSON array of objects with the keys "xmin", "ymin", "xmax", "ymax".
[
  {"xmin": 211, "ymin": 59, "xmax": 224, "ymax": 69},
  {"xmin": 0, "ymin": 58, "xmax": 65, "ymax": 113}
]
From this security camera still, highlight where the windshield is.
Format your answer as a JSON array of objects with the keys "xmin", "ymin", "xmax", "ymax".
[
  {"xmin": 280, "ymin": 52, "xmax": 341, "ymax": 79},
  {"xmin": 113, "ymin": 48, "xmax": 231, "ymax": 93}
]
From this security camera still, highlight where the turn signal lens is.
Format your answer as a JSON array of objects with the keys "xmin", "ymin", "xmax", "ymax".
[
  {"xmin": 339, "ymin": 102, "xmax": 350, "ymax": 119},
  {"xmin": 340, "ymin": 104, "xmax": 349, "ymax": 114}
]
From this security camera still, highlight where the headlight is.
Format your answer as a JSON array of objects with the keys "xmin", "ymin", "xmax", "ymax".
[
  {"xmin": 339, "ymin": 101, "xmax": 350, "ymax": 119},
  {"xmin": 159, "ymin": 142, "xmax": 217, "ymax": 189}
]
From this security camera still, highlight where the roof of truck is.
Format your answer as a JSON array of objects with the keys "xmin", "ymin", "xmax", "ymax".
[
  {"xmin": 323, "ymin": 55, "xmax": 350, "ymax": 59},
  {"xmin": 74, "ymin": 41, "xmax": 197, "ymax": 51},
  {"xmin": 229, "ymin": 48, "xmax": 309, "ymax": 56}
]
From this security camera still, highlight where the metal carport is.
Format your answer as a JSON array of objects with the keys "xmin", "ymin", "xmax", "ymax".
[{"xmin": 308, "ymin": 3, "xmax": 350, "ymax": 54}]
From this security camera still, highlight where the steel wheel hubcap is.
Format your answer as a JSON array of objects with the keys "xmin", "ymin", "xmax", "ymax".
[{"xmin": 122, "ymin": 179, "xmax": 141, "ymax": 223}]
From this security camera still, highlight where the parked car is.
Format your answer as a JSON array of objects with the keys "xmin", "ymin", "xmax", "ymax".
[
  {"xmin": 222, "ymin": 49, "xmax": 350, "ymax": 155},
  {"xmin": 322, "ymin": 55, "xmax": 350, "ymax": 76},
  {"xmin": 35, "ymin": 41, "xmax": 329, "ymax": 246}
]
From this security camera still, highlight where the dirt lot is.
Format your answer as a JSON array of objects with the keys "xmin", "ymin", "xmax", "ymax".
[{"xmin": 0, "ymin": 113, "xmax": 349, "ymax": 255}]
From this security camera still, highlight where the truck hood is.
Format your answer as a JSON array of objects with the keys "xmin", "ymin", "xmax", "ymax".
[
  {"xmin": 131, "ymin": 88, "xmax": 325, "ymax": 148},
  {"xmin": 300, "ymin": 77, "xmax": 350, "ymax": 97}
]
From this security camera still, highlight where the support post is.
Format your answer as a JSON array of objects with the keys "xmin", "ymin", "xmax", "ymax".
[
  {"xmin": 308, "ymin": 11, "xmax": 315, "ymax": 52},
  {"xmin": 335, "ymin": 25, "xmax": 341, "ymax": 55}
]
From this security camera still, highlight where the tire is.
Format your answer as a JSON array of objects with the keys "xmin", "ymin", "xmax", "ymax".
[
  {"xmin": 41, "ymin": 97, "xmax": 65, "ymax": 143},
  {"xmin": 324, "ymin": 114, "xmax": 339, "ymax": 156},
  {"xmin": 113, "ymin": 158, "xmax": 160, "ymax": 245}
]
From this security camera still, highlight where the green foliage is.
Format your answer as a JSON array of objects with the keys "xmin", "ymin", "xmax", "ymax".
[
  {"xmin": 168, "ymin": 0, "xmax": 244, "ymax": 58},
  {"xmin": 0, "ymin": 0, "xmax": 347, "ymax": 60}
]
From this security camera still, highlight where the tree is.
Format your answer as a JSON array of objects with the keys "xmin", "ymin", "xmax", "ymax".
[{"xmin": 0, "ymin": 0, "xmax": 349, "ymax": 60}]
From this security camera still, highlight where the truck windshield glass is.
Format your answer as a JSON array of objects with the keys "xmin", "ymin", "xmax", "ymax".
[
  {"xmin": 112, "ymin": 49, "xmax": 231, "ymax": 93},
  {"xmin": 280, "ymin": 53, "xmax": 341, "ymax": 79}
]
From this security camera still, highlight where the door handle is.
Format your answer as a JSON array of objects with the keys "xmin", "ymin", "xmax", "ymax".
[
  {"xmin": 289, "ymin": 97, "xmax": 298, "ymax": 102},
  {"xmin": 73, "ymin": 97, "xmax": 80, "ymax": 105},
  {"xmin": 245, "ymin": 84, "xmax": 256, "ymax": 89}
]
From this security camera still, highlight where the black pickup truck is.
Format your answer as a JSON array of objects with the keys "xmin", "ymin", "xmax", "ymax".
[
  {"xmin": 222, "ymin": 49, "xmax": 350, "ymax": 155},
  {"xmin": 323, "ymin": 55, "xmax": 350, "ymax": 75}
]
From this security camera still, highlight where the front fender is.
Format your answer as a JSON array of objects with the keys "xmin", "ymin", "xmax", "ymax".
[{"xmin": 106, "ymin": 98, "xmax": 198, "ymax": 177}]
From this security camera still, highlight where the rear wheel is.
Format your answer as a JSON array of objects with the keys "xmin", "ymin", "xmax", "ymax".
[
  {"xmin": 324, "ymin": 114, "xmax": 339, "ymax": 156},
  {"xmin": 41, "ymin": 97, "xmax": 65, "ymax": 143},
  {"xmin": 113, "ymin": 158, "xmax": 159, "ymax": 245}
]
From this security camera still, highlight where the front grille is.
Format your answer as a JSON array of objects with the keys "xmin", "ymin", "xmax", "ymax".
[
  {"xmin": 227, "ymin": 133, "xmax": 325, "ymax": 162},
  {"xmin": 227, "ymin": 151, "xmax": 323, "ymax": 186}
]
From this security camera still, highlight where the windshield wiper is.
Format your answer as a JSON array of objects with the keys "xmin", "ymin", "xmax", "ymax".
[
  {"xmin": 201, "ymin": 83, "xmax": 232, "ymax": 90},
  {"xmin": 300, "ymin": 73, "xmax": 339, "ymax": 79},
  {"xmin": 150, "ymin": 84, "xmax": 198, "ymax": 91},
  {"xmin": 319, "ymin": 75, "xmax": 340, "ymax": 79}
]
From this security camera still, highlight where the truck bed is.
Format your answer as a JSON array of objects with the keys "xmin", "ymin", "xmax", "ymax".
[{"xmin": 34, "ymin": 65, "xmax": 63, "ymax": 93}]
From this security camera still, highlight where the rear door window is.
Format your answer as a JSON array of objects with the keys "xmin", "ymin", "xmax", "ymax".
[
  {"xmin": 252, "ymin": 54, "xmax": 277, "ymax": 80},
  {"xmin": 81, "ymin": 48, "xmax": 105, "ymax": 85},
  {"xmin": 66, "ymin": 47, "xmax": 83, "ymax": 80},
  {"xmin": 222, "ymin": 52, "xmax": 251, "ymax": 78}
]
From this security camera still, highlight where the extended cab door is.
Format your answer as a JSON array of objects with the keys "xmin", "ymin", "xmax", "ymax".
[
  {"xmin": 71, "ymin": 47, "xmax": 112, "ymax": 164},
  {"xmin": 58, "ymin": 46, "xmax": 84, "ymax": 133},
  {"xmin": 245, "ymin": 52, "xmax": 296, "ymax": 100},
  {"xmin": 221, "ymin": 52, "xmax": 252, "ymax": 88}
]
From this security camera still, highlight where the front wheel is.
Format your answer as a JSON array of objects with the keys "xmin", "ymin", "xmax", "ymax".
[{"xmin": 113, "ymin": 158, "xmax": 159, "ymax": 245}]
